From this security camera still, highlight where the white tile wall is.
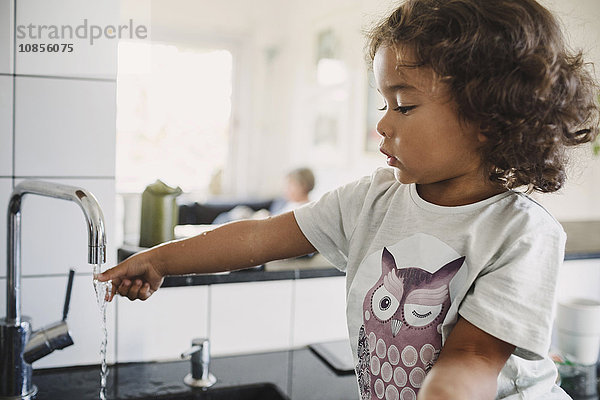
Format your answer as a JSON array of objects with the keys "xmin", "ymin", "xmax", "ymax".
[
  {"xmin": 15, "ymin": 0, "xmax": 118, "ymax": 79},
  {"xmin": 210, "ymin": 280, "xmax": 294, "ymax": 356},
  {"xmin": 292, "ymin": 276, "xmax": 348, "ymax": 346},
  {"xmin": 0, "ymin": 75, "xmax": 12, "ymax": 176},
  {"xmin": 19, "ymin": 274, "xmax": 116, "ymax": 368},
  {"xmin": 116, "ymin": 285, "xmax": 209, "ymax": 362},
  {"xmin": 0, "ymin": 178, "xmax": 12, "ymax": 279},
  {"xmin": 16, "ymin": 178, "xmax": 116, "ymax": 276},
  {"xmin": 14, "ymin": 77, "xmax": 116, "ymax": 177},
  {"xmin": 0, "ymin": 0, "xmax": 14, "ymax": 74},
  {"xmin": 0, "ymin": 0, "xmax": 122, "ymax": 371}
]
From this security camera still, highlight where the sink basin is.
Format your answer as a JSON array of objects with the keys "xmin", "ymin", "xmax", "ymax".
[{"xmin": 127, "ymin": 383, "xmax": 289, "ymax": 400}]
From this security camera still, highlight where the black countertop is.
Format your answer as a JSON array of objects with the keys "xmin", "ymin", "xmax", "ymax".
[
  {"xmin": 31, "ymin": 348, "xmax": 600, "ymax": 400},
  {"xmin": 32, "ymin": 347, "xmax": 358, "ymax": 400}
]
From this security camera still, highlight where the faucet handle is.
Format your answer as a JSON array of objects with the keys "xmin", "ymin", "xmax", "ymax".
[
  {"xmin": 23, "ymin": 271, "xmax": 76, "ymax": 364},
  {"xmin": 180, "ymin": 345, "xmax": 201, "ymax": 359},
  {"xmin": 181, "ymin": 337, "xmax": 209, "ymax": 359},
  {"xmin": 62, "ymin": 269, "xmax": 75, "ymax": 321},
  {"xmin": 23, "ymin": 320, "xmax": 74, "ymax": 364}
]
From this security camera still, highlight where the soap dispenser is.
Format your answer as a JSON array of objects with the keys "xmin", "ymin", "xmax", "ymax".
[{"xmin": 139, "ymin": 179, "xmax": 182, "ymax": 247}]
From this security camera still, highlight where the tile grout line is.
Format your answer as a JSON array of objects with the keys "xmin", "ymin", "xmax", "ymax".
[
  {"xmin": 207, "ymin": 285, "xmax": 212, "ymax": 339},
  {"xmin": 13, "ymin": 176, "xmax": 116, "ymax": 180},
  {"xmin": 12, "ymin": 73, "xmax": 116, "ymax": 83},
  {"xmin": 288, "ymin": 278, "xmax": 296, "ymax": 349},
  {"xmin": 0, "ymin": 273, "xmax": 99, "ymax": 279},
  {"xmin": 11, "ymin": 0, "xmax": 16, "ymax": 190},
  {"xmin": 286, "ymin": 279, "xmax": 297, "ymax": 397}
]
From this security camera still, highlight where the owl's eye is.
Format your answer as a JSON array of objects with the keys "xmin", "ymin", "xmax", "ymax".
[
  {"xmin": 371, "ymin": 285, "xmax": 400, "ymax": 322},
  {"xmin": 403, "ymin": 303, "xmax": 442, "ymax": 327},
  {"xmin": 402, "ymin": 285, "xmax": 448, "ymax": 328},
  {"xmin": 380, "ymin": 297, "xmax": 391, "ymax": 311}
]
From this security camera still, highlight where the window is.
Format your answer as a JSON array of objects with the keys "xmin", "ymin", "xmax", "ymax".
[{"xmin": 116, "ymin": 41, "xmax": 234, "ymax": 194}]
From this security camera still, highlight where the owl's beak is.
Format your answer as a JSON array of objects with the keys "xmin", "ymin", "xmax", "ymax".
[{"xmin": 391, "ymin": 319, "xmax": 402, "ymax": 337}]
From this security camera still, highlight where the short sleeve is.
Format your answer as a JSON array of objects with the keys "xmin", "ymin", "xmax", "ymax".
[
  {"xmin": 458, "ymin": 229, "xmax": 566, "ymax": 360},
  {"xmin": 293, "ymin": 175, "xmax": 374, "ymax": 271}
]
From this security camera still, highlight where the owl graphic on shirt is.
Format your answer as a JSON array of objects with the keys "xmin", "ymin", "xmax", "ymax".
[{"xmin": 355, "ymin": 247, "xmax": 464, "ymax": 400}]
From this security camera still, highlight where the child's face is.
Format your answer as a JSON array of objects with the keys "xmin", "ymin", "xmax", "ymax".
[
  {"xmin": 284, "ymin": 177, "xmax": 308, "ymax": 202},
  {"xmin": 374, "ymin": 45, "xmax": 485, "ymax": 187}
]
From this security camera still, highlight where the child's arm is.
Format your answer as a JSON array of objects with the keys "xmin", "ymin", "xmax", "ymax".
[
  {"xmin": 417, "ymin": 317, "xmax": 515, "ymax": 400},
  {"xmin": 97, "ymin": 212, "xmax": 316, "ymax": 301}
]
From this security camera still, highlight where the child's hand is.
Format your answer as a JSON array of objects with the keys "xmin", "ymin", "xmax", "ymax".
[{"xmin": 96, "ymin": 251, "xmax": 165, "ymax": 302}]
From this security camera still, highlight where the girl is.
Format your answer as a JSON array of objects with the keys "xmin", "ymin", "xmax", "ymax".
[{"xmin": 99, "ymin": 0, "xmax": 599, "ymax": 398}]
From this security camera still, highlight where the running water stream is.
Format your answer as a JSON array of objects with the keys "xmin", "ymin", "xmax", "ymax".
[{"xmin": 93, "ymin": 264, "xmax": 112, "ymax": 400}]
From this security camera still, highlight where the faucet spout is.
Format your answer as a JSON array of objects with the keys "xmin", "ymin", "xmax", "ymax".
[{"xmin": 6, "ymin": 180, "xmax": 106, "ymax": 324}]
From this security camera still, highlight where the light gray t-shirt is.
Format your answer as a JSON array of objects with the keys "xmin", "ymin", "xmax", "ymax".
[{"xmin": 294, "ymin": 168, "xmax": 569, "ymax": 399}]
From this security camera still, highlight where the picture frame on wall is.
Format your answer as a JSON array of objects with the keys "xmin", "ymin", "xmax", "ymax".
[
  {"xmin": 307, "ymin": 25, "xmax": 348, "ymax": 167},
  {"xmin": 309, "ymin": 94, "xmax": 343, "ymax": 167},
  {"xmin": 316, "ymin": 28, "xmax": 337, "ymax": 64}
]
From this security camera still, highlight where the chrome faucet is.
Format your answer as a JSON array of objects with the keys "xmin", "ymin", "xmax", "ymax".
[
  {"xmin": 0, "ymin": 180, "xmax": 106, "ymax": 400},
  {"xmin": 181, "ymin": 338, "xmax": 217, "ymax": 388}
]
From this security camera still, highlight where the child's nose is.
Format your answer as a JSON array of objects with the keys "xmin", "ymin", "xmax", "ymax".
[{"xmin": 376, "ymin": 117, "xmax": 391, "ymax": 138}]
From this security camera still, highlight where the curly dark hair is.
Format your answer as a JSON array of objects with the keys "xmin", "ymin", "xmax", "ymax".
[{"xmin": 367, "ymin": 0, "xmax": 599, "ymax": 192}]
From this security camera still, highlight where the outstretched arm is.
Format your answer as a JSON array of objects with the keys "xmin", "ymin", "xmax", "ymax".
[
  {"xmin": 97, "ymin": 211, "xmax": 316, "ymax": 301},
  {"xmin": 417, "ymin": 317, "xmax": 515, "ymax": 400}
]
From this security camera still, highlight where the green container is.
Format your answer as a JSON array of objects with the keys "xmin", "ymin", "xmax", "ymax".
[{"xmin": 139, "ymin": 180, "xmax": 183, "ymax": 247}]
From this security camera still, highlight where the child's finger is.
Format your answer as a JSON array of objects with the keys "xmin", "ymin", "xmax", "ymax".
[
  {"xmin": 97, "ymin": 262, "xmax": 130, "ymax": 282},
  {"xmin": 127, "ymin": 279, "xmax": 143, "ymax": 301},
  {"xmin": 117, "ymin": 279, "xmax": 132, "ymax": 297},
  {"xmin": 139, "ymin": 283, "xmax": 152, "ymax": 301},
  {"xmin": 107, "ymin": 281, "xmax": 118, "ymax": 302},
  {"xmin": 107, "ymin": 278, "xmax": 121, "ymax": 302}
]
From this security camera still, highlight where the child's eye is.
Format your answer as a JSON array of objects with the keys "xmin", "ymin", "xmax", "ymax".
[
  {"xmin": 393, "ymin": 105, "xmax": 416, "ymax": 115},
  {"xmin": 378, "ymin": 105, "xmax": 416, "ymax": 115}
]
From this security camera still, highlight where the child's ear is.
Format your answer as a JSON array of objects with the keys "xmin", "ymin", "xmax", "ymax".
[
  {"xmin": 476, "ymin": 124, "xmax": 489, "ymax": 143},
  {"xmin": 476, "ymin": 119, "xmax": 499, "ymax": 143}
]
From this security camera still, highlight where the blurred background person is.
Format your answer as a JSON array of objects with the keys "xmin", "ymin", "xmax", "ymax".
[{"xmin": 213, "ymin": 167, "xmax": 315, "ymax": 223}]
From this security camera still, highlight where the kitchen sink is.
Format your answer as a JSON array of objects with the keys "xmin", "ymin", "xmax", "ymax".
[{"xmin": 126, "ymin": 383, "xmax": 289, "ymax": 400}]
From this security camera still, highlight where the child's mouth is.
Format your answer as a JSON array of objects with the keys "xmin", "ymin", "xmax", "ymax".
[{"xmin": 380, "ymin": 148, "xmax": 399, "ymax": 166}]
